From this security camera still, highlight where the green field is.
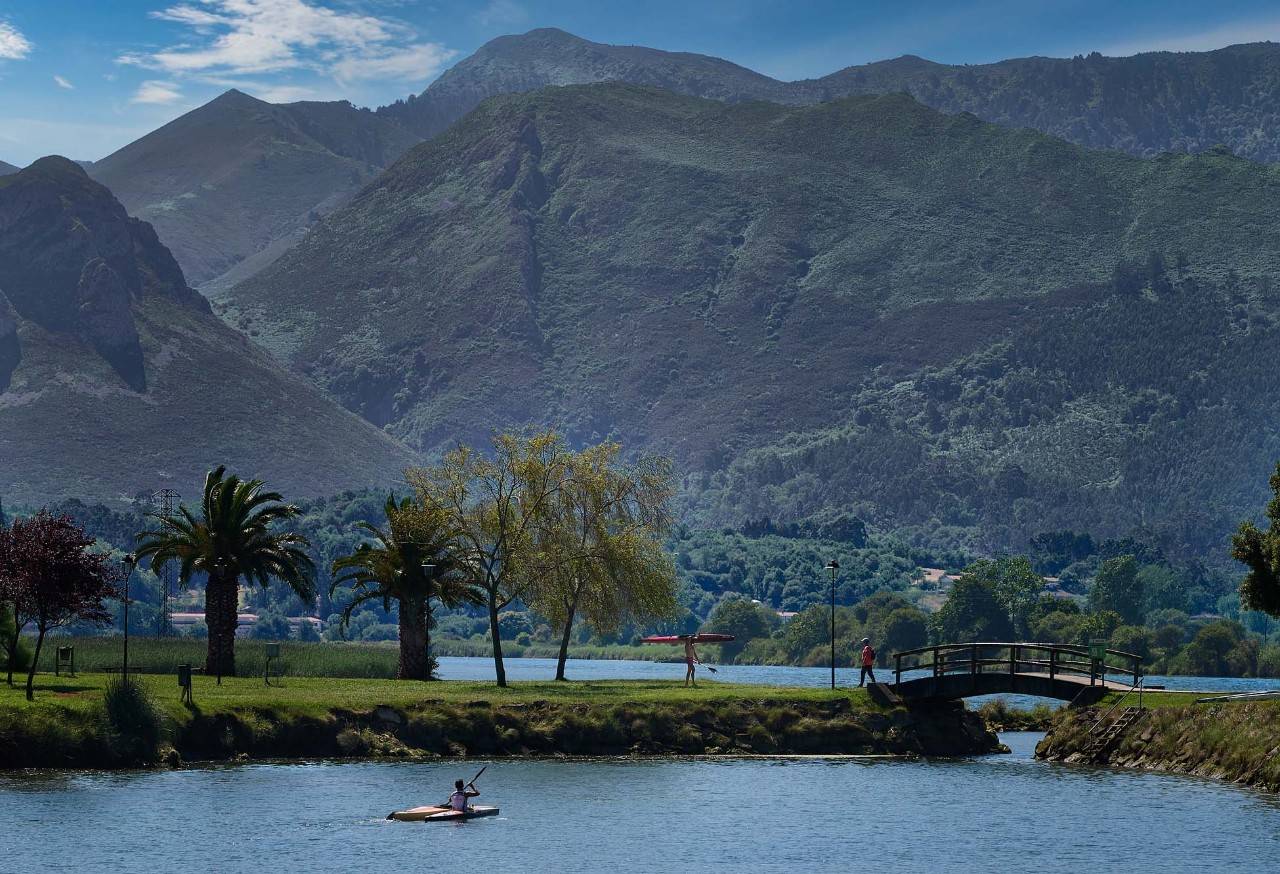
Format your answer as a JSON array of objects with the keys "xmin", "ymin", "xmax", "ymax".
[{"xmin": 2, "ymin": 672, "xmax": 871, "ymax": 719}]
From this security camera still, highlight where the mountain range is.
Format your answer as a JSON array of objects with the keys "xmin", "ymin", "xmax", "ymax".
[
  {"xmin": 379, "ymin": 29, "xmax": 1280, "ymax": 163},
  {"xmin": 13, "ymin": 27, "xmax": 1280, "ymax": 560},
  {"xmin": 79, "ymin": 30, "xmax": 1280, "ymax": 295},
  {"xmin": 0, "ymin": 161, "xmax": 19, "ymax": 176},
  {"xmin": 0, "ymin": 158, "xmax": 417, "ymax": 508},
  {"xmin": 222, "ymin": 84, "xmax": 1280, "ymax": 556},
  {"xmin": 87, "ymin": 90, "xmax": 421, "ymax": 293}
]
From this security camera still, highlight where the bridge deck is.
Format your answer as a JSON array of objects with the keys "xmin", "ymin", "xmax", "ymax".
[{"xmin": 891, "ymin": 642, "xmax": 1147, "ymax": 702}]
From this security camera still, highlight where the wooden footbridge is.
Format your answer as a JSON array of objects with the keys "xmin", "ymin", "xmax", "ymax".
[{"xmin": 889, "ymin": 642, "xmax": 1143, "ymax": 703}]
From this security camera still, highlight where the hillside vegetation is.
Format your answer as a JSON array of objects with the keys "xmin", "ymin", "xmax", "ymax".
[
  {"xmin": 225, "ymin": 84, "xmax": 1280, "ymax": 555},
  {"xmin": 90, "ymin": 90, "xmax": 422, "ymax": 291},
  {"xmin": 0, "ymin": 158, "xmax": 418, "ymax": 508}
]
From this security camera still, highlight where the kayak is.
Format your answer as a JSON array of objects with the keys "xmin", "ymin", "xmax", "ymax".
[
  {"xmin": 387, "ymin": 805, "xmax": 500, "ymax": 822},
  {"xmin": 640, "ymin": 633, "xmax": 735, "ymax": 644}
]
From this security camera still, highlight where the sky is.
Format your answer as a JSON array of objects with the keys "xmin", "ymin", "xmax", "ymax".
[{"xmin": 2, "ymin": 0, "xmax": 1280, "ymax": 165}]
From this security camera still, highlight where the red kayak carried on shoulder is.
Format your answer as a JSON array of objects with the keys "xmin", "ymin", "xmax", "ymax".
[{"xmin": 640, "ymin": 633, "xmax": 735, "ymax": 644}]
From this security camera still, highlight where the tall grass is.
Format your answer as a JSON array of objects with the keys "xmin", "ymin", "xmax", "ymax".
[
  {"xmin": 37, "ymin": 636, "xmax": 676, "ymax": 679},
  {"xmin": 39, "ymin": 637, "xmax": 401, "ymax": 679}
]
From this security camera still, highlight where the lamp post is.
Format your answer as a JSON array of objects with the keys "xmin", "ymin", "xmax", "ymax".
[
  {"xmin": 825, "ymin": 560, "xmax": 840, "ymax": 690},
  {"xmin": 121, "ymin": 553, "xmax": 137, "ymax": 681}
]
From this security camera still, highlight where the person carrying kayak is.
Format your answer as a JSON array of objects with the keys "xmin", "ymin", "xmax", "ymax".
[
  {"xmin": 684, "ymin": 636, "xmax": 701, "ymax": 687},
  {"xmin": 448, "ymin": 778, "xmax": 480, "ymax": 812},
  {"xmin": 858, "ymin": 637, "xmax": 877, "ymax": 687}
]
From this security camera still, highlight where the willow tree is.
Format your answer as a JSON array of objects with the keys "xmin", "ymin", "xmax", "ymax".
[
  {"xmin": 330, "ymin": 494, "xmax": 480, "ymax": 680},
  {"xmin": 407, "ymin": 431, "xmax": 572, "ymax": 687},
  {"xmin": 136, "ymin": 467, "xmax": 314, "ymax": 677},
  {"xmin": 1233, "ymin": 461, "xmax": 1280, "ymax": 617},
  {"xmin": 531, "ymin": 444, "xmax": 679, "ymax": 680}
]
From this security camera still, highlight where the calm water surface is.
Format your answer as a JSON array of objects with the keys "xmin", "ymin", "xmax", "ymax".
[{"xmin": 4, "ymin": 734, "xmax": 1279, "ymax": 873}]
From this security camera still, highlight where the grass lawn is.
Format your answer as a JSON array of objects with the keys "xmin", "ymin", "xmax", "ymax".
[{"xmin": 0, "ymin": 672, "xmax": 875, "ymax": 723}]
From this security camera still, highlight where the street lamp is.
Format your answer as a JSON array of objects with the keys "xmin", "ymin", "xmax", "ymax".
[
  {"xmin": 121, "ymin": 554, "xmax": 137, "ymax": 681},
  {"xmin": 825, "ymin": 560, "xmax": 840, "ymax": 690}
]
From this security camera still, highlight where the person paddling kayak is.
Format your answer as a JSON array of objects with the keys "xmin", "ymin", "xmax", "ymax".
[
  {"xmin": 684, "ymin": 636, "xmax": 701, "ymax": 687},
  {"xmin": 859, "ymin": 638, "xmax": 877, "ymax": 687},
  {"xmin": 448, "ymin": 779, "xmax": 480, "ymax": 812}
]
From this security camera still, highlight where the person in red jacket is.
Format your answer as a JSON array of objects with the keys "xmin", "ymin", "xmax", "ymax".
[{"xmin": 858, "ymin": 637, "xmax": 877, "ymax": 687}]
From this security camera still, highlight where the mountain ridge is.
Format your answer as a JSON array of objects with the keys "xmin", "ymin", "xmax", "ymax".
[
  {"xmin": 378, "ymin": 29, "xmax": 1280, "ymax": 163},
  {"xmin": 0, "ymin": 157, "xmax": 418, "ymax": 508},
  {"xmin": 89, "ymin": 89, "xmax": 422, "ymax": 291}
]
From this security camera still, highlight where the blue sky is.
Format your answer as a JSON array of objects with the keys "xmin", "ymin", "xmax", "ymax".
[{"xmin": 2, "ymin": 0, "xmax": 1280, "ymax": 165}]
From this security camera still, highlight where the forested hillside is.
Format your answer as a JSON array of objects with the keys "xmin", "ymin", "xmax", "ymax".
[{"xmin": 224, "ymin": 84, "xmax": 1280, "ymax": 558}]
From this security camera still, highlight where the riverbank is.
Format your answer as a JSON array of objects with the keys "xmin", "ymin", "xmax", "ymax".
[
  {"xmin": 0, "ymin": 674, "xmax": 1000, "ymax": 769},
  {"xmin": 1036, "ymin": 696, "xmax": 1280, "ymax": 791}
]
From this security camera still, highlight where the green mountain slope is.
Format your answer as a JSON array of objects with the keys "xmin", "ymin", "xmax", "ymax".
[
  {"xmin": 380, "ymin": 29, "xmax": 1280, "ymax": 163},
  {"xmin": 224, "ymin": 85, "xmax": 1280, "ymax": 556},
  {"xmin": 89, "ymin": 90, "xmax": 421, "ymax": 291},
  {"xmin": 0, "ymin": 157, "xmax": 418, "ymax": 508}
]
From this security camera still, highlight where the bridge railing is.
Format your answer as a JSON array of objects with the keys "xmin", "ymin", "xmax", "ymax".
[{"xmin": 892, "ymin": 642, "xmax": 1143, "ymax": 690}]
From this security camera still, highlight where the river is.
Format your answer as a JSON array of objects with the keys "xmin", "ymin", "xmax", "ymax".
[{"xmin": 4, "ymin": 733, "xmax": 1279, "ymax": 873}]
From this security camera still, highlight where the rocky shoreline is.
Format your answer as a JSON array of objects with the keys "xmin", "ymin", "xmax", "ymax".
[
  {"xmin": 4, "ymin": 697, "xmax": 1002, "ymax": 769},
  {"xmin": 1035, "ymin": 701, "xmax": 1280, "ymax": 791}
]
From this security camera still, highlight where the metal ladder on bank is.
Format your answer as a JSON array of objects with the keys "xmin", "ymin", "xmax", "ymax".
[{"xmin": 1082, "ymin": 706, "xmax": 1145, "ymax": 759}]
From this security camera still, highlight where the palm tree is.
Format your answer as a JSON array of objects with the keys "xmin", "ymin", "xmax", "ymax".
[
  {"xmin": 135, "ymin": 466, "xmax": 314, "ymax": 677},
  {"xmin": 331, "ymin": 495, "xmax": 479, "ymax": 680}
]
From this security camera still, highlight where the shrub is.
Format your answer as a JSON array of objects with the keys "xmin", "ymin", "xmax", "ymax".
[{"xmin": 103, "ymin": 676, "xmax": 164, "ymax": 764}]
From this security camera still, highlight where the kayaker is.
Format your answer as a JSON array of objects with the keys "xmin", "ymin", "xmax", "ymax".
[
  {"xmin": 684, "ymin": 636, "xmax": 701, "ymax": 687},
  {"xmin": 448, "ymin": 779, "xmax": 480, "ymax": 812},
  {"xmin": 859, "ymin": 638, "xmax": 877, "ymax": 687}
]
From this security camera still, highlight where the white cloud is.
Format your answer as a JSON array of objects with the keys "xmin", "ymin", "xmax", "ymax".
[
  {"xmin": 53, "ymin": 75, "xmax": 74, "ymax": 90},
  {"xmin": 1095, "ymin": 15, "xmax": 1280, "ymax": 58},
  {"xmin": 474, "ymin": 0, "xmax": 529, "ymax": 29},
  {"xmin": 125, "ymin": 0, "xmax": 456, "ymax": 85},
  {"xmin": 131, "ymin": 80, "xmax": 184, "ymax": 104},
  {"xmin": 0, "ymin": 21, "xmax": 32, "ymax": 60}
]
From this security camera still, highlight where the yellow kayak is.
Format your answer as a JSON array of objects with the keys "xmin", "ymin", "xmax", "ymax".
[{"xmin": 387, "ymin": 805, "xmax": 500, "ymax": 822}]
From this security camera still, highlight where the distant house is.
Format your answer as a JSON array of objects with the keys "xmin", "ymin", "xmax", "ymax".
[
  {"xmin": 776, "ymin": 611, "xmax": 799, "ymax": 622},
  {"xmin": 917, "ymin": 568, "xmax": 959, "ymax": 589},
  {"xmin": 169, "ymin": 612, "xmax": 324, "ymax": 637}
]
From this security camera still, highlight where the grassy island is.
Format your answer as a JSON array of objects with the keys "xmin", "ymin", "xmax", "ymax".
[{"xmin": 0, "ymin": 673, "xmax": 1000, "ymax": 769}]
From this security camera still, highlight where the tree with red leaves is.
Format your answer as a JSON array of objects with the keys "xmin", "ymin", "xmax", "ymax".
[{"xmin": 0, "ymin": 512, "xmax": 121, "ymax": 699}]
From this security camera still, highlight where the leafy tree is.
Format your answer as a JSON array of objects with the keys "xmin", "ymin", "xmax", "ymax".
[
  {"xmin": 932, "ymin": 574, "xmax": 1013, "ymax": 643},
  {"xmin": 250, "ymin": 608, "xmax": 292, "ymax": 641},
  {"xmin": 331, "ymin": 495, "xmax": 480, "ymax": 680},
  {"xmin": 1232, "ymin": 462, "xmax": 1280, "ymax": 617},
  {"xmin": 530, "ymin": 444, "xmax": 679, "ymax": 680},
  {"xmin": 1109, "ymin": 625, "xmax": 1153, "ymax": 661},
  {"xmin": 1137, "ymin": 565, "xmax": 1189, "ymax": 617},
  {"xmin": 408, "ymin": 431, "xmax": 572, "ymax": 687},
  {"xmin": 704, "ymin": 596, "xmax": 779, "ymax": 661},
  {"xmin": 135, "ymin": 466, "xmax": 315, "ymax": 678},
  {"xmin": 879, "ymin": 607, "xmax": 929, "ymax": 660},
  {"xmin": 1088, "ymin": 556, "xmax": 1145, "ymax": 624},
  {"xmin": 1176, "ymin": 620, "xmax": 1251, "ymax": 677},
  {"xmin": 0, "ymin": 512, "xmax": 121, "ymax": 699},
  {"xmin": 965, "ymin": 556, "xmax": 1042, "ymax": 637}
]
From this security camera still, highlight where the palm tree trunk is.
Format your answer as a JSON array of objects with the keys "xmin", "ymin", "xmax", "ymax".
[
  {"xmin": 397, "ymin": 596, "xmax": 429, "ymax": 680},
  {"xmin": 555, "ymin": 591, "xmax": 581, "ymax": 682},
  {"xmin": 488, "ymin": 597, "xmax": 506, "ymax": 688},
  {"xmin": 205, "ymin": 569, "xmax": 238, "ymax": 678}
]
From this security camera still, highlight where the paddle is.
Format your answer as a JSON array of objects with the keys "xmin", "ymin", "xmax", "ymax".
[{"xmin": 440, "ymin": 765, "xmax": 487, "ymax": 808}]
